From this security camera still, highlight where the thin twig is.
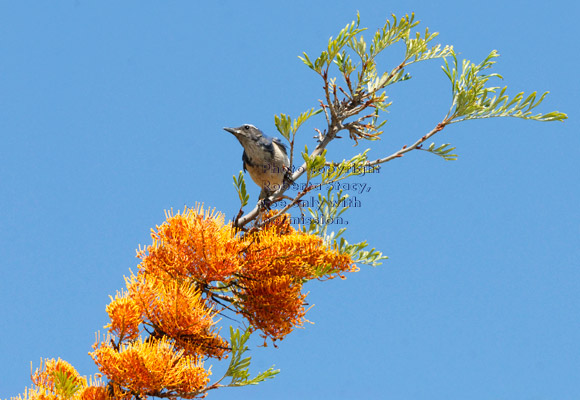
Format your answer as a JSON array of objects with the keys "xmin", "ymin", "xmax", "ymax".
[{"xmin": 366, "ymin": 121, "xmax": 448, "ymax": 166}]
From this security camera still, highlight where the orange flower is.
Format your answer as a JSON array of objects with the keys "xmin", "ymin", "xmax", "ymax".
[
  {"xmin": 90, "ymin": 336, "xmax": 210, "ymax": 398},
  {"xmin": 137, "ymin": 206, "xmax": 242, "ymax": 283},
  {"xmin": 31, "ymin": 358, "xmax": 85, "ymax": 395},
  {"xmin": 77, "ymin": 386, "xmax": 112, "ymax": 400},
  {"xmin": 245, "ymin": 212, "xmax": 356, "ymax": 280},
  {"xmin": 126, "ymin": 273, "xmax": 228, "ymax": 359},
  {"xmin": 12, "ymin": 358, "xmax": 92, "ymax": 400},
  {"xmin": 234, "ymin": 214, "xmax": 357, "ymax": 341},
  {"xmin": 9, "ymin": 387, "xmax": 55, "ymax": 400},
  {"xmin": 241, "ymin": 275, "xmax": 308, "ymax": 340},
  {"xmin": 78, "ymin": 375, "xmax": 126, "ymax": 400},
  {"xmin": 104, "ymin": 290, "xmax": 142, "ymax": 341}
]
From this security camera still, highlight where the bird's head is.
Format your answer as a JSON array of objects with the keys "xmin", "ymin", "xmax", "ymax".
[{"xmin": 223, "ymin": 124, "xmax": 264, "ymax": 146}]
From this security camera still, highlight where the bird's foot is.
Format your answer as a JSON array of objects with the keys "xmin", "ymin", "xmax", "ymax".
[{"xmin": 258, "ymin": 197, "xmax": 272, "ymax": 211}]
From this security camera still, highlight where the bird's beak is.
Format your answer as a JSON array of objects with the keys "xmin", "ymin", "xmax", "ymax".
[{"xmin": 223, "ymin": 127, "xmax": 237, "ymax": 135}]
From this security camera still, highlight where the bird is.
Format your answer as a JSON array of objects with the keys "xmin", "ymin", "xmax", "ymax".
[{"xmin": 224, "ymin": 124, "xmax": 291, "ymax": 200}]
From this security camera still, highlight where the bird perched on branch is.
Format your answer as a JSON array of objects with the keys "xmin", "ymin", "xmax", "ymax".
[{"xmin": 224, "ymin": 124, "xmax": 291, "ymax": 200}]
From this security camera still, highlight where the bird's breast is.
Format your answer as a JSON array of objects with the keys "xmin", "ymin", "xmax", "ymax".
[{"xmin": 243, "ymin": 149, "xmax": 288, "ymax": 193}]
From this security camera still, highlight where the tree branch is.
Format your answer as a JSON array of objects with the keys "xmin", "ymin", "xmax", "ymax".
[{"xmin": 366, "ymin": 120, "xmax": 447, "ymax": 166}]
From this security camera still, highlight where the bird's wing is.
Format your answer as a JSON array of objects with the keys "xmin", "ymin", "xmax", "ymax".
[
  {"xmin": 272, "ymin": 137, "xmax": 288, "ymax": 156},
  {"xmin": 242, "ymin": 150, "xmax": 253, "ymax": 172}
]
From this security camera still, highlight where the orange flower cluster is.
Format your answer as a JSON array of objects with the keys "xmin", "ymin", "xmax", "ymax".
[
  {"xmin": 93, "ymin": 276, "xmax": 223, "ymax": 398},
  {"xmin": 13, "ymin": 205, "xmax": 357, "ymax": 400},
  {"xmin": 12, "ymin": 358, "xmax": 111, "ymax": 400},
  {"xmin": 125, "ymin": 274, "xmax": 228, "ymax": 358},
  {"xmin": 133, "ymin": 207, "xmax": 355, "ymax": 342},
  {"xmin": 105, "ymin": 290, "xmax": 141, "ymax": 342},
  {"xmin": 86, "ymin": 205, "xmax": 356, "ymax": 398},
  {"xmin": 31, "ymin": 358, "xmax": 85, "ymax": 395},
  {"xmin": 137, "ymin": 207, "xmax": 242, "ymax": 283},
  {"xmin": 130, "ymin": 207, "xmax": 355, "ymax": 343},
  {"xmin": 92, "ymin": 337, "xmax": 210, "ymax": 398},
  {"xmin": 237, "ymin": 214, "xmax": 356, "ymax": 341}
]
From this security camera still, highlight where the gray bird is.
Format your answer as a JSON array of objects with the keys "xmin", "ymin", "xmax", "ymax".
[{"xmin": 224, "ymin": 124, "xmax": 290, "ymax": 199}]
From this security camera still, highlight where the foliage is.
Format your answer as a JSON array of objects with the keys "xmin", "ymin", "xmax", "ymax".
[
  {"xmin": 301, "ymin": 187, "xmax": 387, "ymax": 269},
  {"xmin": 233, "ymin": 171, "xmax": 249, "ymax": 208},
  {"xmin": 442, "ymin": 50, "xmax": 567, "ymax": 123},
  {"xmin": 221, "ymin": 328, "xmax": 279, "ymax": 387},
  {"xmin": 419, "ymin": 142, "xmax": 458, "ymax": 161}
]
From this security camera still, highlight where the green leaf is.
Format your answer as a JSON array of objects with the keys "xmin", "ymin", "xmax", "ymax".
[
  {"xmin": 319, "ymin": 149, "xmax": 377, "ymax": 183},
  {"xmin": 293, "ymin": 108, "xmax": 323, "ymax": 133},
  {"xmin": 327, "ymin": 14, "xmax": 366, "ymax": 66},
  {"xmin": 275, "ymin": 108, "xmax": 323, "ymax": 145},
  {"xmin": 303, "ymin": 187, "xmax": 349, "ymax": 242},
  {"xmin": 302, "ymin": 147, "xmax": 327, "ymax": 181},
  {"xmin": 301, "ymin": 185, "xmax": 387, "ymax": 272},
  {"xmin": 298, "ymin": 52, "xmax": 314, "ymax": 70},
  {"xmin": 52, "ymin": 370, "xmax": 82, "ymax": 399},
  {"xmin": 422, "ymin": 142, "xmax": 458, "ymax": 161},
  {"xmin": 274, "ymin": 113, "xmax": 292, "ymax": 140},
  {"xmin": 233, "ymin": 172, "xmax": 249, "ymax": 208},
  {"xmin": 367, "ymin": 13, "xmax": 418, "ymax": 58},
  {"xmin": 223, "ymin": 327, "xmax": 279, "ymax": 387},
  {"xmin": 313, "ymin": 51, "xmax": 328, "ymax": 73},
  {"xmin": 443, "ymin": 50, "xmax": 567, "ymax": 122},
  {"xmin": 338, "ymin": 238, "xmax": 388, "ymax": 266}
]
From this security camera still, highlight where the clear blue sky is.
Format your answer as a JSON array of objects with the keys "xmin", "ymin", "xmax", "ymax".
[{"xmin": 1, "ymin": 1, "xmax": 578, "ymax": 399}]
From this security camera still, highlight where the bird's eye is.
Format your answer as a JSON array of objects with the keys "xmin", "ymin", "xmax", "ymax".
[{"xmin": 244, "ymin": 125, "xmax": 250, "ymax": 130}]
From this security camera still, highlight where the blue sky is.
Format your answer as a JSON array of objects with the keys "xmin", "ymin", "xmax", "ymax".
[{"xmin": 1, "ymin": 1, "xmax": 578, "ymax": 399}]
